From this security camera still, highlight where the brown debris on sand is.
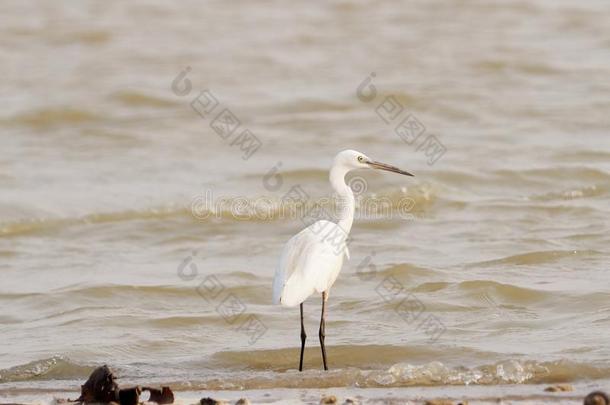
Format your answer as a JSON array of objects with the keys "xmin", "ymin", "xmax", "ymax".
[
  {"xmin": 584, "ymin": 391, "xmax": 610, "ymax": 405},
  {"xmin": 199, "ymin": 398, "xmax": 228, "ymax": 405},
  {"xmin": 199, "ymin": 399, "xmax": 253, "ymax": 405},
  {"xmin": 143, "ymin": 386, "xmax": 175, "ymax": 404},
  {"xmin": 320, "ymin": 394, "xmax": 337, "ymax": 404},
  {"xmin": 118, "ymin": 386, "xmax": 141, "ymax": 405},
  {"xmin": 69, "ymin": 365, "xmax": 174, "ymax": 405},
  {"xmin": 544, "ymin": 384, "xmax": 574, "ymax": 392},
  {"xmin": 75, "ymin": 365, "xmax": 119, "ymax": 403}
]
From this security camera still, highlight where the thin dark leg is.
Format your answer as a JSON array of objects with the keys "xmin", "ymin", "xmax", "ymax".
[
  {"xmin": 299, "ymin": 303, "xmax": 306, "ymax": 372},
  {"xmin": 319, "ymin": 291, "xmax": 328, "ymax": 371}
]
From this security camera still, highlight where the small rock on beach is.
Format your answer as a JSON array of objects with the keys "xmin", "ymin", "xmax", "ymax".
[{"xmin": 544, "ymin": 384, "xmax": 574, "ymax": 392}]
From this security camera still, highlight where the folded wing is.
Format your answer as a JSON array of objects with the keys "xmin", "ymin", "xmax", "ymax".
[{"xmin": 272, "ymin": 220, "xmax": 349, "ymax": 307}]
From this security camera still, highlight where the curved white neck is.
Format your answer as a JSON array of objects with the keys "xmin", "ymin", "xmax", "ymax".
[{"xmin": 329, "ymin": 164, "xmax": 355, "ymax": 235}]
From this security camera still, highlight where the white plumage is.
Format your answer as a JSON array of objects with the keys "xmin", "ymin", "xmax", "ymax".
[
  {"xmin": 272, "ymin": 220, "xmax": 350, "ymax": 307},
  {"xmin": 271, "ymin": 149, "xmax": 413, "ymax": 372}
]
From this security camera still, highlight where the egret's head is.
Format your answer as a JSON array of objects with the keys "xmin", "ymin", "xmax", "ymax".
[{"xmin": 334, "ymin": 149, "xmax": 414, "ymax": 176}]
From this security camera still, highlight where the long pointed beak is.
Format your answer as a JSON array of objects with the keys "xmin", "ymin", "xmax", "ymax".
[{"xmin": 367, "ymin": 160, "xmax": 414, "ymax": 177}]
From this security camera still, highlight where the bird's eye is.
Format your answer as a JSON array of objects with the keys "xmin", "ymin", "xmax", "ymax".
[{"xmin": 358, "ymin": 156, "xmax": 364, "ymax": 162}]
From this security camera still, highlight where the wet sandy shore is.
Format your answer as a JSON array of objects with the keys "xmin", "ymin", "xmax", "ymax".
[
  {"xmin": 154, "ymin": 384, "xmax": 606, "ymax": 405},
  {"xmin": 2, "ymin": 380, "xmax": 608, "ymax": 405}
]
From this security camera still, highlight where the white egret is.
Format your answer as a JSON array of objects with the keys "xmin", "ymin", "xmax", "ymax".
[{"xmin": 272, "ymin": 149, "xmax": 414, "ymax": 371}]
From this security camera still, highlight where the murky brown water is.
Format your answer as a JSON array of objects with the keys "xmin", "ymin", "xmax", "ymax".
[{"xmin": 1, "ymin": 0, "xmax": 610, "ymax": 403}]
